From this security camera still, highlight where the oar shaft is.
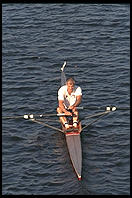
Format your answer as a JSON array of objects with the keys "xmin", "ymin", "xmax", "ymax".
[{"xmin": 77, "ymin": 106, "xmax": 129, "ymax": 111}]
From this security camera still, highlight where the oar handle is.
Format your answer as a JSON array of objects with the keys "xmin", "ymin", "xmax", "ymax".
[{"xmin": 57, "ymin": 113, "xmax": 65, "ymax": 117}]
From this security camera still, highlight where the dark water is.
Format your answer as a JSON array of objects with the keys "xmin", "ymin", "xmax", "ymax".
[{"xmin": 2, "ymin": 4, "xmax": 130, "ymax": 195}]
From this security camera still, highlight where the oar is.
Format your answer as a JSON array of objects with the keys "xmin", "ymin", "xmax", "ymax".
[
  {"xmin": 2, "ymin": 113, "xmax": 67, "ymax": 119},
  {"xmin": 24, "ymin": 113, "xmax": 66, "ymax": 119},
  {"xmin": 76, "ymin": 106, "xmax": 117, "ymax": 111},
  {"xmin": 77, "ymin": 106, "xmax": 130, "ymax": 111}
]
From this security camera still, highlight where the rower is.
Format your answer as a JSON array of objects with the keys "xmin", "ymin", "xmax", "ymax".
[{"xmin": 57, "ymin": 77, "xmax": 82, "ymax": 129}]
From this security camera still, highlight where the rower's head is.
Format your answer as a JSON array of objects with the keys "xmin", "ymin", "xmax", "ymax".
[{"xmin": 66, "ymin": 78, "xmax": 75, "ymax": 93}]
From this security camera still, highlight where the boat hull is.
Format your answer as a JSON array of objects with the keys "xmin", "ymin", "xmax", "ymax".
[{"xmin": 62, "ymin": 122, "xmax": 82, "ymax": 180}]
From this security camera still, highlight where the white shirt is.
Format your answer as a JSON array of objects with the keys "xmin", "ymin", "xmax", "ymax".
[{"xmin": 58, "ymin": 85, "xmax": 82, "ymax": 108}]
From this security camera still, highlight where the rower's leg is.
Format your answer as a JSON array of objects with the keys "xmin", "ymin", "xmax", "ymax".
[
  {"xmin": 57, "ymin": 107, "xmax": 67, "ymax": 126},
  {"xmin": 72, "ymin": 109, "xmax": 78, "ymax": 121},
  {"xmin": 72, "ymin": 109, "xmax": 79, "ymax": 127}
]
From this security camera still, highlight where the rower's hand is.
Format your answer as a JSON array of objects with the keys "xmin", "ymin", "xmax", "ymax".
[
  {"xmin": 65, "ymin": 110, "xmax": 72, "ymax": 116},
  {"xmin": 69, "ymin": 106, "xmax": 76, "ymax": 111}
]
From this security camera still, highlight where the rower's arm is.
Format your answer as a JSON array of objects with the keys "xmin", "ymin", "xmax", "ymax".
[
  {"xmin": 73, "ymin": 95, "xmax": 82, "ymax": 107},
  {"xmin": 58, "ymin": 100, "xmax": 68, "ymax": 113}
]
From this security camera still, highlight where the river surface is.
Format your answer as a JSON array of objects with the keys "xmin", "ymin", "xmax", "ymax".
[{"xmin": 2, "ymin": 3, "xmax": 130, "ymax": 195}]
